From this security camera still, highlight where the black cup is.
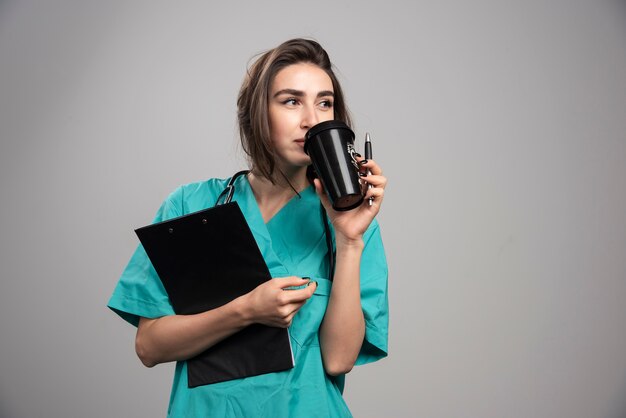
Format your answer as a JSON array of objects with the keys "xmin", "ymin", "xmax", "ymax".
[{"xmin": 305, "ymin": 121, "xmax": 364, "ymax": 211}]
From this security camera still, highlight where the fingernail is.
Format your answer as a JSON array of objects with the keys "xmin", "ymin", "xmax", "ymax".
[
  {"xmin": 302, "ymin": 276, "xmax": 311, "ymax": 281},
  {"xmin": 359, "ymin": 159, "xmax": 369, "ymax": 165}
]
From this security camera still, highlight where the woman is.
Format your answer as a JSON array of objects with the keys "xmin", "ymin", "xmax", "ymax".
[{"xmin": 108, "ymin": 38, "xmax": 388, "ymax": 417}]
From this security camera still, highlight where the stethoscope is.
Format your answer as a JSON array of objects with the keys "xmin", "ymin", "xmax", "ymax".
[{"xmin": 216, "ymin": 170, "xmax": 335, "ymax": 281}]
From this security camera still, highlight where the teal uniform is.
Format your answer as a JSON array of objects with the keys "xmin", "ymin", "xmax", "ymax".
[{"xmin": 108, "ymin": 174, "xmax": 389, "ymax": 417}]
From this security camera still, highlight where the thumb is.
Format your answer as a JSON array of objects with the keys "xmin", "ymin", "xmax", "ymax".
[
  {"xmin": 313, "ymin": 178, "xmax": 323, "ymax": 195},
  {"xmin": 313, "ymin": 179, "xmax": 332, "ymax": 211}
]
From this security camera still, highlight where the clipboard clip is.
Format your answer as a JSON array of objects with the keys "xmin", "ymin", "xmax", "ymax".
[{"xmin": 216, "ymin": 170, "xmax": 250, "ymax": 206}]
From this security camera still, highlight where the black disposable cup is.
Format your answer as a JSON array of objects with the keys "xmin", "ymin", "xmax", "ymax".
[{"xmin": 305, "ymin": 120, "xmax": 364, "ymax": 211}]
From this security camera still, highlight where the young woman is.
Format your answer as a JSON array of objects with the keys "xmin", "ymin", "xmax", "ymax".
[{"xmin": 108, "ymin": 38, "xmax": 388, "ymax": 417}]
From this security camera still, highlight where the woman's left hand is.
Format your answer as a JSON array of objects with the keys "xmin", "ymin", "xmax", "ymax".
[{"xmin": 313, "ymin": 157, "xmax": 387, "ymax": 245}]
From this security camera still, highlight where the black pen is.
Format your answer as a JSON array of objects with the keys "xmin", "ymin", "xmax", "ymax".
[{"xmin": 365, "ymin": 133, "xmax": 373, "ymax": 206}]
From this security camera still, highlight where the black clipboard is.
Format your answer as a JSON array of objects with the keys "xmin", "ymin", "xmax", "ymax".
[{"xmin": 135, "ymin": 200, "xmax": 294, "ymax": 388}]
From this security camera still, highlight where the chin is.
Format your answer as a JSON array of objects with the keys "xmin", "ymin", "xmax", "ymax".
[
  {"xmin": 290, "ymin": 155, "xmax": 312, "ymax": 166},
  {"xmin": 277, "ymin": 158, "xmax": 311, "ymax": 172}
]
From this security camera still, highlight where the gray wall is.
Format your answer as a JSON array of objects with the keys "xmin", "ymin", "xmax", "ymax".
[{"xmin": 1, "ymin": 1, "xmax": 625, "ymax": 417}]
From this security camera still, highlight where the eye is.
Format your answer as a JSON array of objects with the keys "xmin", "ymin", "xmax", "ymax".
[
  {"xmin": 319, "ymin": 100, "xmax": 334, "ymax": 109},
  {"xmin": 282, "ymin": 98, "xmax": 299, "ymax": 106}
]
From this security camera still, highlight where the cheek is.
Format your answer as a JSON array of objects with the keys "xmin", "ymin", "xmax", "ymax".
[
  {"xmin": 270, "ymin": 111, "xmax": 298, "ymax": 138},
  {"xmin": 269, "ymin": 120, "xmax": 286, "ymax": 143},
  {"xmin": 321, "ymin": 112, "xmax": 334, "ymax": 123}
]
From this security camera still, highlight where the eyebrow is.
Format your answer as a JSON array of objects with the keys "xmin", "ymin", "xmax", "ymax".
[{"xmin": 272, "ymin": 89, "xmax": 334, "ymax": 98}]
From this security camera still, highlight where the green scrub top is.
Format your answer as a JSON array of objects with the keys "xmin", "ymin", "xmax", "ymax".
[{"xmin": 108, "ymin": 174, "xmax": 389, "ymax": 418}]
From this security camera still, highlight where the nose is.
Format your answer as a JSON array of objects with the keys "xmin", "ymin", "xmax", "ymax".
[{"xmin": 300, "ymin": 105, "xmax": 319, "ymax": 130}]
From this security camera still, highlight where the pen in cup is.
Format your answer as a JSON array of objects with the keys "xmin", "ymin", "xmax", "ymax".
[{"xmin": 365, "ymin": 133, "xmax": 373, "ymax": 206}]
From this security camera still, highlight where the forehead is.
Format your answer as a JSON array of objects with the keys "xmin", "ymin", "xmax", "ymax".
[{"xmin": 271, "ymin": 63, "xmax": 333, "ymax": 93}]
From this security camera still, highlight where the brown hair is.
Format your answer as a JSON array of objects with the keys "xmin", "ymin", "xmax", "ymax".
[{"xmin": 237, "ymin": 38, "xmax": 352, "ymax": 184}]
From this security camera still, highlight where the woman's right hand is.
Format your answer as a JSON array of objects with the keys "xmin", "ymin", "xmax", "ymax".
[
  {"xmin": 135, "ymin": 276, "xmax": 316, "ymax": 367},
  {"xmin": 241, "ymin": 277, "xmax": 317, "ymax": 328}
]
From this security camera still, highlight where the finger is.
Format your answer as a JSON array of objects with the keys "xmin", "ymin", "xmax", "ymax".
[
  {"xmin": 285, "ymin": 300, "xmax": 306, "ymax": 317},
  {"xmin": 284, "ymin": 306, "xmax": 304, "ymax": 325},
  {"xmin": 275, "ymin": 276, "xmax": 311, "ymax": 289},
  {"xmin": 363, "ymin": 188, "xmax": 384, "ymax": 210},
  {"xmin": 281, "ymin": 282, "xmax": 317, "ymax": 303},
  {"xmin": 276, "ymin": 299, "xmax": 306, "ymax": 322},
  {"xmin": 275, "ymin": 309, "xmax": 300, "ymax": 328},
  {"xmin": 359, "ymin": 159, "xmax": 383, "ymax": 176},
  {"xmin": 355, "ymin": 156, "xmax": 367, "ymax": 174},
  {"xmin": 364, "ymin": 187, "xmax": 384, "ymax": 201},
  {"xmin": 358, "ymin": 174, "xmax": 387, "ymax": 189}
]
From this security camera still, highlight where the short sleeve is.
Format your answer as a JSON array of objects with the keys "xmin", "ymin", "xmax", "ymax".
[
  {"xmin": 355, "ymin": 219, "xmax": 389, "ymax": 366},
  {"xmin": 107, "ymin": 187, "xmax": 185, "ymax": 327}
]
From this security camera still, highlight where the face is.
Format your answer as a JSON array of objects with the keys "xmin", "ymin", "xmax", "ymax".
[{"xmin": 268, "ymin": 63, "xmax": 335, "ymax": 170}]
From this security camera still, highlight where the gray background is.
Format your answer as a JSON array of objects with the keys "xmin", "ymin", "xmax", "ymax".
[{"xmin": 1, "ymin": 1, "xmax": 625, "ymax": 417}]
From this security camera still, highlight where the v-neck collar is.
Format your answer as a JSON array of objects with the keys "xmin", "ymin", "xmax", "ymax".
[
  {"xmin": 231, "ymin": 174, "xmax": 315, "ymax": 278},
  {"xmin": 244, "ymin": 176, "xmax": 315, "ymax": 225}
]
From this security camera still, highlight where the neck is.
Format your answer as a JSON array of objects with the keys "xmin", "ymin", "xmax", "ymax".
[
  {"xmin": 247, "ymin": 166, "xmax": 311, "ymax": 223},
  {"xmin": 247, "ymin": 166, "xmax": 309, "ymax": 203}
]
